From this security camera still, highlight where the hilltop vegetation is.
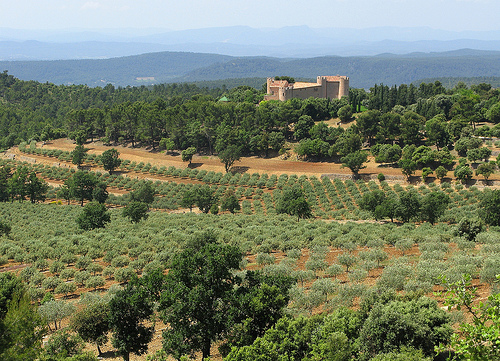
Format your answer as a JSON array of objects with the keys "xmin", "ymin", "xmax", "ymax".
[{"xmin": 415, "ymin": 76, "xmax": 500, "ymax": 89}]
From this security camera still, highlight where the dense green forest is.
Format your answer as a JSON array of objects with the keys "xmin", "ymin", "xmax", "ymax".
[
  {"xmin": 2, "ymin": 70, "xmax": 500, "ymax": 184},
  {"xmin": 2, "ymin": 73, "xmax": 500, "ymax": 360}
]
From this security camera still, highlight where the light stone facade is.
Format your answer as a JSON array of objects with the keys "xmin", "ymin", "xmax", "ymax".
[{"xmin": 265, "ymin": 76, "xmax": 349, "ymax": 101}]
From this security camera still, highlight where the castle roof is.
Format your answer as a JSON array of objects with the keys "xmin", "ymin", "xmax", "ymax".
[{"xmin": 269, "ymin": 80, "xmax": 289, "ymax": 87}]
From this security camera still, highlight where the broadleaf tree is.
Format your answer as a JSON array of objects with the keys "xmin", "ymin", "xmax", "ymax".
[
  {"xmin": 479, "ymin": 189, "xmax": 500, "ymax": 226},
  {"xmin": 220, "ymin": 189, "xmax": 241, "ymax": 214},
  {"xmin": 276, "ymin": 186, "xmax": 312, "ymax": 221},
  {"xmin": 108, "ymin": 275, "xmax": 154, "ymax": 361},
  {"xmin": 420, "ymin": 191, "xmax": 450, "ymax": 225},
  {"xmin": 181, "ymin": 147, "xmax": 196, "ymax": 165},
  {"xmin": 218, "ymin": 144, "xmax": 241, "ymax": 173},
  {"xmin": 66, "ymin": 170, "xmax": 98, "ymax": 206},
  {"xmin": 129, "ymin": 182, "xmax": 156, "ymax": 206},
  {"xmin": 71, "ymin": 297, "xmax": 110, "ymax": 356},
  {"xmin": 71, "ymin": 144, "xmax": 88, "ymax": 169},
  {"xmin": 159, "ymin": 233, "xmax": 242, "ymax": 360},
  {"xmin": 437, "ymin": 274, "xmax": 500, "ymax": 360},
  {"xmin": 122, "ymin": 201, "xmax": 149, "ymax": 223},
  {"xmin": 101, "ymin": 148, "xmax": 122, "ymax": 174},
  {"xmin": 341, "ymin": 150, "xmax": 368, "ymax": 179},
  {"xmin": 76, "ymin": 201, "xmax": 111, "ymax": 230}
]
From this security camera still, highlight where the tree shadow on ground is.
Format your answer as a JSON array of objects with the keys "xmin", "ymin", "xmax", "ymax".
[
  {"xmin": 479, "ymin": 179, "xmax": 493, "ymax": 186},
  {"xmin": 423, "ymin": 176, "xmax": 437, "ymax": 184},
  {"xmin": 231, "ymin": 166, "xmax": 250, "ymax": 174},
  {"xmin": 407, "ymin": 175, "xmax": 420, "ymax": 185},
  {"xmin": 188, "ymin": 163, "xmax": 203, "ymax": 169},
  {"xmin": 464, "ymin": 179, "xmax": 478, "ymax": 188},
  {"xmin": 99, "ymin": 350, "xmax": 119, "ymax": 359},
  {"xmin": 62, "ymin": 294, "xmax": 79, "ymax": 300},
  {"xmin": 357, "ymin": 173, "xmax": 374, "ymax": 181}
]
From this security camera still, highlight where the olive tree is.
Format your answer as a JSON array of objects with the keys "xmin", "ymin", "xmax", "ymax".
[
  {"xmin": 337, "ymin": 253, "xmax": 358, "ymax": 273},
  {"xmin": 305, "ymin": 258, "xmax": 328, "ymax": 278},
  {"xmin": 311, "ymin": 278, "xmax": 338, "ymax": 303},
  {"xmin": 54, "ymin": 282, "xmax": 77, "ymax": 298},
  {"xmin": 38, "ymin": 300, "xmax": 75, "ymax": 331},
  {"xmin": 71, "ymin": 296, "xmax": 110, "ymax": 356},
  {"xmin": 85, "ymin": 276, "xmax": 106, "ymax": 291}
]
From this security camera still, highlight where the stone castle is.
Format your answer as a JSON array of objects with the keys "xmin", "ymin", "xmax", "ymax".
[{"xmin": 265, "ymin": 76, "xmax": 349, "ymax": 101}]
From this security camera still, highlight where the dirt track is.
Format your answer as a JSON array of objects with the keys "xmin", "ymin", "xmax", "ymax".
[
  {"xmin": 42, "ymin": 138, "xmax": 361, "ymax": 176},
  {"xmin": 39, "ymin": 139, "xmax": 406, "ymax": 178},
  {"xmin": 7, "ymin": 138, "xmax": 500, "ymax": 187}
]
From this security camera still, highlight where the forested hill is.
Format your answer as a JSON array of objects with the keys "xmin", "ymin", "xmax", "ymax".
[
  {"xmin": 176, "ymin": 52, "xmax": 500, "ymax": 89},
  {"xmin": 0, "ymin": 52, "xmax": 233, "ymax": 87},
  {"xmin": 1, "ymin": 49, "xmax": 500, "ymax": 88}
]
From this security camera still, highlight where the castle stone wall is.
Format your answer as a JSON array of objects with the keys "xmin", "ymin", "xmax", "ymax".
[{"xmin": 265, "ymin": 76, "xmax": 349, "ymax": 102}]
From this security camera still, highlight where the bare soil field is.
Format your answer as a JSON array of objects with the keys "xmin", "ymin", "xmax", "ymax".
[{"xmin": 42, "ymin": 138, "xmax": 361, "ymax": 177}]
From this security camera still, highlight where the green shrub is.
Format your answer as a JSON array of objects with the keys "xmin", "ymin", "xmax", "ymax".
[{"xmin": 358, "ymin": 297, "xmax": 452, "ymax": 358}]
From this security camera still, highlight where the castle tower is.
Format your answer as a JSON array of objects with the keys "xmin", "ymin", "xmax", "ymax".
[{"xmin": 339, "ymin": 76, "xmax": 349, "ymax": 98}]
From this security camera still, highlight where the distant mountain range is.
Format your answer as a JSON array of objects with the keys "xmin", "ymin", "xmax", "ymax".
[
  {"xmin": 1, "ymin": 49, "xmax": 500, "ymax": 89},
  {"xmin": 2, "ymin": 26, "xmax": 500, "ymax": 60}
]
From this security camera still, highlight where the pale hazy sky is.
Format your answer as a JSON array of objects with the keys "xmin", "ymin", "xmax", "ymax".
[{"xmin": 0, "ymin": 0, "xmax": 498, "ymax": 32}]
